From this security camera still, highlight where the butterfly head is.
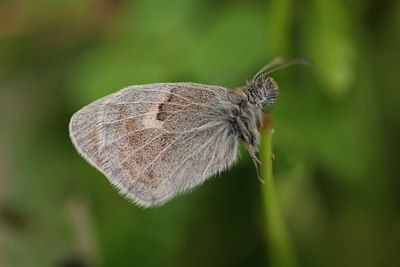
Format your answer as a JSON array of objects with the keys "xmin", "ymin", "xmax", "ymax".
[
  {"xmin": 244, "ymin": 58, "xmax": 311, "ymax": 108},
  {"xmin": 245, "ymin": 73, "xmax": 278, "ymax": 108}
]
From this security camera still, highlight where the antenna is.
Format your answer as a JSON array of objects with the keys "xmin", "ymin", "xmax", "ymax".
[{"xmin": 254, "ymin": 58, "xmax": 312, "ymax": 79}]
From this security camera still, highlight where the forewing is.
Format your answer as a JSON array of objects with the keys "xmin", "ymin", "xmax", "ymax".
[{"xmin": 69, "ymin": 83, "xmax": 239, "ymax": 207}]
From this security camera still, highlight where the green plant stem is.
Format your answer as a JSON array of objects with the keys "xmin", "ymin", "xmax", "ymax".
[{"xmin": 260, "ymin": 126, "xmax": 299, "ymax": 267}]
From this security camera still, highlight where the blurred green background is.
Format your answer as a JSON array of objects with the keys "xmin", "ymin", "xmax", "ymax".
[{"xmin": 1, "ymin": 0, "xmax": 400, "ymax": 266}]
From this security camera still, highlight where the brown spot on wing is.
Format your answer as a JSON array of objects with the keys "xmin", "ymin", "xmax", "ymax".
[
  {"xmin": 122, "ymin": 161, "xmax": 137, "ymax": 178},
  {"xmin": 156, "ymin": 111, "xmax": 167, "ymax": 121},
  {"xmin": 137, "ymin": 169, "xmax": 161, "ymax": 189},
  {"xmin": 156, "ymin": 93, "xmax": 172, "ymax": 122},
  {"xmin": 118, "ymin": 106, "xmax": 128, "ymax": 119},
  {"xmin": 158, "ymin": 134, "xmax": 171, "ymax": 149},
  {"xmin": 88, "ymin": 128, "xmax": 100, "ymax": 144},
  {"xmin": 114, "ymin": 122, "xmax": 134, "ymax": 141},
  {"xmin": 156, "ymin": 87, "xmax": 185, "ymax": 121},
  {"xmin": 148, "ymin": 170, "xmax": 155, "ymax": 179},
  {"xmin": 125, "ymin": 120, "xmax": 137, "ymax": 131},
  {"xmin": 134, "ymin": 154, "xmax": 145, "ymax": 165},
  {"xmin": 128, "ymin": 135, "xmax": 141, "ymax": 146},
  {"xmin": 113, "ymin": 106, "xmax": 136, "ymax": 139},
  {"xmin": 118, "ymin": 146, "xmax": 127, "ymax": 160},
  {"xmin": 119, "ymin": 147, "xmax": 137, "ymax": 177}
]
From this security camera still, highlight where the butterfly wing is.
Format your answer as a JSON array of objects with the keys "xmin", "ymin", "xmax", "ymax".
[{"xmin": 69, "ymin": 83, "xmax": 241, "ymax": 207}]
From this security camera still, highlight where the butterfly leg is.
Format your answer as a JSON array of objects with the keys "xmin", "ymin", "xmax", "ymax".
[{"xmin": 235, "ymin": 116, "xmax": 264, "ymax": 183}]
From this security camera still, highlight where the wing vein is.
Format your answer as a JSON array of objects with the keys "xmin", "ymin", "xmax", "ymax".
[
  {"xmin": 165, "ymin": 126, "xmax": 225, "ymax": 182},
  {"xmin": 135, "ymin": 130, "xmax": 198, "ymax": 177},
  {"xmin": 200, "ymin": 132, "xmax": 222, "ymax": 179},
  {"xmin": 102, "ymin": 127, "xmax": 161, "ymax": 148},
  {"xmin": 111, "ymin": 100, "xmax": 217, "ymax": 110},
  {"xmin": 118, "ymin": 133, "xmax": 165, "ymax": 167},
  {"xmin": 104, "ymin": 110, "xmax": 183, "ymax": 125}
]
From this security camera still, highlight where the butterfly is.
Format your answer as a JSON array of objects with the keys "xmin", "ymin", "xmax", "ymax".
[{"xmin": 69, "ymin": 58, "xmax": 309, "ymax": 207}]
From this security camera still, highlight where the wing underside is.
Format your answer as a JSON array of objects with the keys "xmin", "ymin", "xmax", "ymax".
[{"xmin": 69, "ymin": 83, "xmax": 239, "ymax": 207}]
